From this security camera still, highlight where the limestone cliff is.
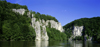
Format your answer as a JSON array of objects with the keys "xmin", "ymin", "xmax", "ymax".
[
  {"xmin": 30, "ymin": 13, "xmax": 64, "ymax": 41},
  {"xmin": 69, "ymin": 26, "xmax": 92, "ymax": 41},
  {"xmin": 69, "ymin": 26, "xmax": 83, "ymax": 40},
  {"xmin": 73, "ymin": 26, "xmax": 83, "ymax": 38},
  {"xmin": 12, "ymin": 8, "xmax": 64, "ymax": 41}
]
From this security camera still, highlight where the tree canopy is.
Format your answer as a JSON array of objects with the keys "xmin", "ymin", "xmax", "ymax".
[
  {"xmin": 0, "ymin": 1, "xmax": 35, "ymax": 41},
  {"xmin": 63, "ymin": 17, "xmax": 100, "ymax": 42},
  {"xmin": 31, "ymin": 12, "xmax": 58, "ymax": 22},
  {"xmin": 0, "ymin": 1, "xmax": 65, "ymax": 41}
]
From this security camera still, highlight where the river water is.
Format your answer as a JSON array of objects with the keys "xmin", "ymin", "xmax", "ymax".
[{"xmin": 0, "ymin": 40, "xmax": 100, "ymax": 47}]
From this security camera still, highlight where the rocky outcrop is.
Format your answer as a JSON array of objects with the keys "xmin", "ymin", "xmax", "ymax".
[
  {"xmin": 69, "ymin": 26, "xmax": 92, "ymax": 41},
  {"xmin": 69, "ymin": 26, "xmax": 83, "ymax": 40},
  {"xmin": 41, "ymin": 26, "xmax": 49, "ymax": 40},
  {"xmin": 31, "ymin": 14, "xmax": 64, "ymax": 41},
  {"xmin": 12, "ymin": 8, "xmax": 26, "ymax": 15},
  {"xmin": 73, "ymin": 26, "xmax": 83, "ymax": 38},
  {"xmin": 31, "ymin": 16, "xmax": 64, "ymax": 41},
  {"xmin": 12, "ymin": 9, "xmax": 64, "ymax": 41},
  {"xmin": 48, "ymin": 20, "xmax": 64, "ymax": 32}
]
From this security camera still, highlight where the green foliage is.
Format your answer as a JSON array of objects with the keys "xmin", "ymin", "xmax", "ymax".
[
  {"xmin": 0, "ymin": 1, "xmax": 28, "ymax": 10},
  {"xmin": 64, "ymin": 29, "xmax": 72, "ymax": 39},
  {"xmin": 63, "ymin": 17, "xmax": 100, "ymax": 42},
  {"xmin": 46, "ymin": 28, "xmax": 67, "ymax": 41},
  {"xmin": 0, "ymin": 1, "xmax": 35, "ymax": 41},
  {"xmin": 73, "ymin": 36, "xmax": 83, "ymax": 40},
  {"xmin": 0, "ymin": 1, "xmax": 65, "ymax": 41},
  {"xmin": 32, "ymin": 12, "xmax": 58, "ymax": 22},
  {"xmin": 0, "ymin": 0, "xmax": 6, "ymax": 1}
]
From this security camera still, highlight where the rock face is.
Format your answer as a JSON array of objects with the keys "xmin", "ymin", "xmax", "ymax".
[
  {"xmin": 31, "ymin": 15, "xmax": 49, "ymax": 41},
  {"xmin": 69, "ymin": 26, "xmax": 92, "ymax": 41},
  {"xmin": 69, "ymin": 26, "xmax": 83, "ymax": 40},
  {"xmin": 41, "ymin": 26, "xmax": 49, "ymax": 40},
  {"xmin": 48, "ymin": 20, "xmax": 64, "ymax": 32},
  {"xmin": 31, "ymin": 15, "xmax": 64, "ymax": 41},
  {"xmin": 12, "ymin": 8, "xmax": 26, "ymax": 15},
  {"xmin": 12, "ymin": 9, "xmax": 64, "ymax": 41},
  {"xmin": 73, "ymin": 26, "xmax": 83, "ymax": 38}
]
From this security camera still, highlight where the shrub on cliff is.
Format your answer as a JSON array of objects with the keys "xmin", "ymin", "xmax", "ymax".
[{"xmin": 46, "ymin": 28, "xmax": 67, "ymax": 41}]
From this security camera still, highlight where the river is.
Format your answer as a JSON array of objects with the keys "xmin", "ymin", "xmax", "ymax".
[{"xmin": 0, "ymin": 40, "xmax": 100, "ymax": 47}]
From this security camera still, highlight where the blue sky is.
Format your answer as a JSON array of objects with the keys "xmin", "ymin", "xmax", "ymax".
[{"xmin": 7, "ymin": 0, "xmax": 100, "ymax": 26}]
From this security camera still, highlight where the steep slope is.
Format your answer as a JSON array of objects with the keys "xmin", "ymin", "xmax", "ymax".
[
  {"xmin": 0, "ymin": 1, "xmax": 67, "ymax": 41},
  {"xmin": 63, "ymin": 17, "xmax": 100, "ymax": 41},
  {"xmin": 0, "ymin": 1, "xmax": 35, "ymax": 41}
]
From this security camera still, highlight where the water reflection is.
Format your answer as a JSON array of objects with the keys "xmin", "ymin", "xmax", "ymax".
[
  {"xmin": 68, "ymin": 40, "xmax": 82, "ymax": 47},
  {"xmin": 35, "ymin": 41, "xmax": 48, "ymax": 47},
  {"xmin": 0, "ymin": 40, "xmax": 100, "ymax": 47},
  {"xmin": 68, "ymin": 40, "xmax": 93, "ymax": 47}
]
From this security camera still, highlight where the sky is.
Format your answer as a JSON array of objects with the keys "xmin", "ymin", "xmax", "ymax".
[{"xmin": 7, "ymin": 0, "xmax": 100, "ymax": 26}]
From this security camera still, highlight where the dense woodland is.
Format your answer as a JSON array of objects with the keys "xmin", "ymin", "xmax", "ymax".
[
  {"xmin": 63, "ymin": 17, "xmax": 100, "ymax": 42},
  {"xmin": 0, "ymin": 1, "xmax": 36, "ymax": 41},
  {"xmin": 0, "ymin": 1, "xmax": 67, "ymax": 41}
]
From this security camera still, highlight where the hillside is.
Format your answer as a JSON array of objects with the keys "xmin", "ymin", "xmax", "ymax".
[
  {"xmin": 0, "ymin": 1, "xmax": 67, "ymax": 41},
  {"xmin": 63, "ymin": 17, "xmax": 100, "ymax": 42}
]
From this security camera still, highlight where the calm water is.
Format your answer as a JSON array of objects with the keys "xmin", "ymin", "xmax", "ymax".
[{"xmin": 0, "ymin": 40, "xmax": 100, "ymax": 47}]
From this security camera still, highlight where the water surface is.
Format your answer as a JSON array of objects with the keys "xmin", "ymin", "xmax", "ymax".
[{"xmin": 0, "ymin": 40, "xmax": 100, "ymax": 47}]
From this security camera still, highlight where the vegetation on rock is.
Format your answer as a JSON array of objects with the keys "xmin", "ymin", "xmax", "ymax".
[
  {"xmin": 0, "ymin": 1, "xmax": 35, "ymax": 41},
  {"xmin": 31, "ymin": 11, "xmax": 58, "ymax": 22},
  {"xmin": 0, "ymin": 1, "xmax": 66, "ymax": 41},
  {"xmin": 63, "ymin": 17, "xmax": 100, "ymax": 42},
  {"xmin": 46, "ymin": 27, "xmax": 67, "ymax": 41}
]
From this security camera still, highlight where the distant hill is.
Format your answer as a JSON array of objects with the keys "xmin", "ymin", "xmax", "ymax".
[{"xmin": 63, "ymin": 17, "xmax": 100, "ymax": 42}]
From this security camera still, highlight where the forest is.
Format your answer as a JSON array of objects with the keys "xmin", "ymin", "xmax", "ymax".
[
  {"xmin": 0, "ymin": 1, "xmax": 67, "ymax": 41},
  {"xmin": 63, "ymin": 17, "xmax": 100, "ymax": 42},
  {"xmin": 0, "ymin": 1, "xmax": 36, "ymax": 41}
]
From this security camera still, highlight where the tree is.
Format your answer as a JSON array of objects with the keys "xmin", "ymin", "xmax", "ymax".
[{"xmin": 0, "ymin": 0, "xmax": 6, "ymax": 1}]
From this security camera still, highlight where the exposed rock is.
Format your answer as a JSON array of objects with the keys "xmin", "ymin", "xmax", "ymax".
[
  {"xmin": 69, "ymin": 26, "xmax": 83, "ymax": 40},
  {"xmin": 45, "ymin": 20, "xmax": 64, "ymax": 32},
  {"xmin": 12, "ymin": 8, "xmax": 64, "ymax": 41},
  {"xmin": 41, "ymin": 26, "xmax": 49, "ymax": 40},
  {"xmin": 27, "ymin": 12, "xmax": 34, "ymax": 18},
  {"xmin": 31, "ymin": 18, "xmax": 64, "ymax": 41},
  {"xmin": 27, "ymin": 12, "xmax": 31, "ymax": 17},
  {"xmin": 34, "ymin": 21, "xmax": 41, "ymax": 41},
  {"xmin": 12, "ymin": 8, "xmax": 25, "ymax": 15},
  {"xmin": 73, "ymin": 26, "xmax": 83, "ymax": 38},
  {"xmin": 31, "ymin": 18, "xmax": 49, "ymax": 41}
]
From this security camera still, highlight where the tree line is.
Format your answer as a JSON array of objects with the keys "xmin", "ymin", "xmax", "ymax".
[{"xmin": 63, "ymin": 17, "xmax": 100, "ymax": 42}]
